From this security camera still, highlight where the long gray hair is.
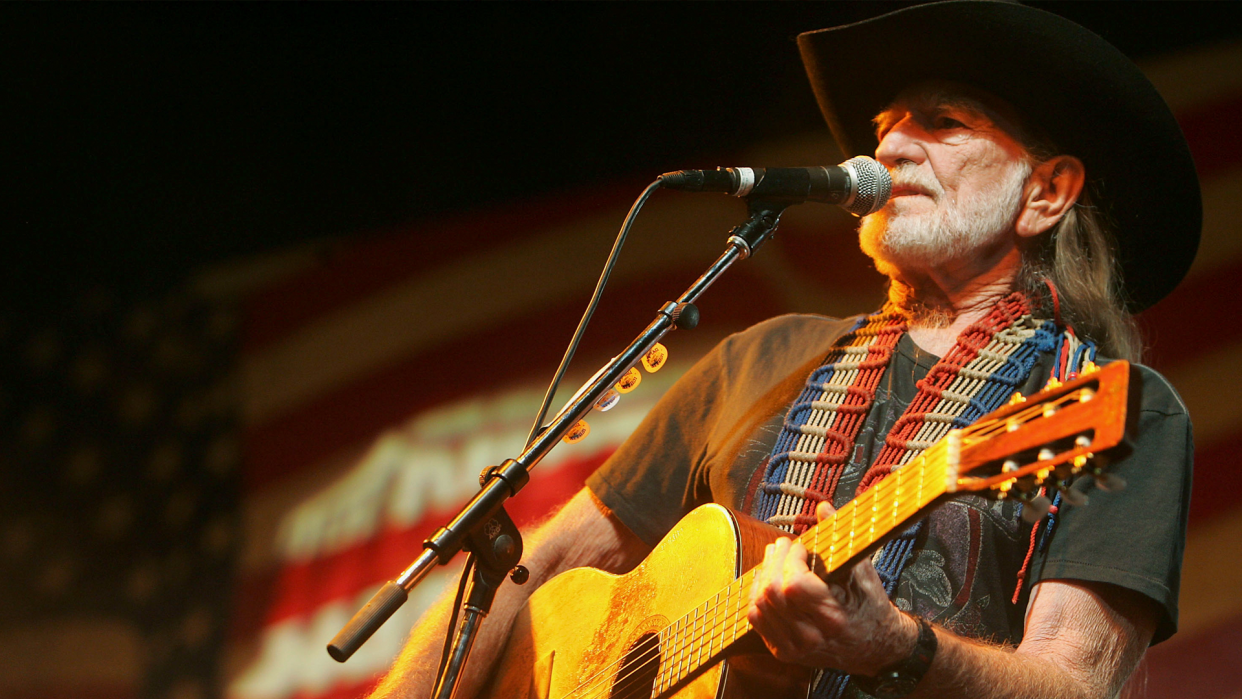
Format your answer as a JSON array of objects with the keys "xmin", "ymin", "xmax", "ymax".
[{"xmin": 1018, "ymin": 185, "xmax": 1143, "ymax": 362}]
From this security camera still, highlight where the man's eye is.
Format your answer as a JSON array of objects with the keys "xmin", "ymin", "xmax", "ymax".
[{"xmin": 934, "ymin": 116, "xmax": 966, "ymax": 130}]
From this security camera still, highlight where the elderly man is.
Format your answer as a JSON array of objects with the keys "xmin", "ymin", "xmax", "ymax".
[{"xmin": 371, "ymin": 3, "xmax": 1197, "ymax": 698}]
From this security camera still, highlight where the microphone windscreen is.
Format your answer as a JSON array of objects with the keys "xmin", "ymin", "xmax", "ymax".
[{"xmin": 842, "ymin": 156, "xmax": 891, "ymax": 216}]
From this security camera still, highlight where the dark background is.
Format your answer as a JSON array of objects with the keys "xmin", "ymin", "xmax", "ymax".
[{"xmin": 5, "ymin": 2, "xmax": 1241, "ymax": 318}]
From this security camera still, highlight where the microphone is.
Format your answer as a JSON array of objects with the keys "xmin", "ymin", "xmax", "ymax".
[{"xmin": 658, "ymin": 156, "xmax": 892, "ymax": 216}]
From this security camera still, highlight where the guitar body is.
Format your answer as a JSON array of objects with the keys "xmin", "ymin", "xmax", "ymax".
[{"xmin": 485, "ymin": 504, "xmax": 810, "ymax": 699}]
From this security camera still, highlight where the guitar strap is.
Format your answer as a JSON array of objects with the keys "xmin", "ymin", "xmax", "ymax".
[{"xmin": 749, "ymin": 291, "xmax": 1067, "ymax": 698}]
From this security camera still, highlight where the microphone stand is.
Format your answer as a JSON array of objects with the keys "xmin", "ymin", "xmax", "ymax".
[{"xmin": 327, "ymin": 197, "xmax": 792, "ymax": 698}]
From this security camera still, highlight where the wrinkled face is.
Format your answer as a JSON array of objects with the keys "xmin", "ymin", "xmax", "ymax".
[{"xmin": 859, "ymin": 83, "xmax": 1034, "ymax": 277}]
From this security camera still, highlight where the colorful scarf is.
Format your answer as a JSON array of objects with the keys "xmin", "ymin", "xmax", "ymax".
[{"xmin": 750, "ymin": 292, "xmax": 1066, "ymax": 699}]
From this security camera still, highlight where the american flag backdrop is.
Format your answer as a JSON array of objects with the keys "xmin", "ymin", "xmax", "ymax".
[{"xmin": 3, "ymin": 19, "xmax": 1241, "ymax": 699}]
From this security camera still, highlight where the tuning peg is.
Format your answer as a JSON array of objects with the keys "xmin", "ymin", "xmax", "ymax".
[
  {"xmin": 1021, "ymin": 495, "xmax": 1053, "ymax": 523},
  {"xmin": 1094, "ymin": 473, "xmax": 1127, "ymax": 492},
  {"xmin": 510, "ymin": 565, "xmax": 530, "ymax": 585},
  {"xmin": 1059, "ymin": 486, "xmax": 1089, "ymax": 507}
]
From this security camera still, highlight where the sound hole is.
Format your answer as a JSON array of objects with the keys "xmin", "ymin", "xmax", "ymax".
[{"xmin": 609, "ymin": 632, "xmax": 661, "ymax": 699}]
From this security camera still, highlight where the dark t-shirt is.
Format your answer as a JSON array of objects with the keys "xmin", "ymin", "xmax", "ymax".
[{"xmin": 586, "ymin": 313, "xmax": 1192, "ymax": 647}]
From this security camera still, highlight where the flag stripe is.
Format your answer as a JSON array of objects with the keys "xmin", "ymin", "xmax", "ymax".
[
  {"xmin": 1162, "ymin": 340, "xmax": 1242, "ymax": 451},
  {"xmin": 1185, "ymin": 169, "xmax": 1242, "ymax": 279},
  {"xmin": 239, "ymin": 189, "xmax": 769, "ymax": 428},
  {"xmin": 1178, "ymin": 505, "xmax": 1242, "ymax": 636},
  {"xmin": 1188, "ymin": 433, "xmax": 1242, "ymax": 526},
  {"xmin": 1143, "ymin": 612, "xmax": 1242, "ymax": 699},
  {"xmin": 1142, "ymin": 255, "xmax": 1242, "ymax": 373},
  {"xmin": 1179, "ymin": 94, "xmax": 1242, "ymax": 178},
  {"xmin": 1137, "ymin": 42, "xmax": 1242, "ymax": 114},
  {"xmin": 242, "ymin": 265, "xmax": 784, "ymax": 492},
  {"xmin": 253, "ymin": 450, "xmax": 606, "ymax": 631},
  {"xmin": 243, "ymin": 184, "xmax": 645, "ymax": 353}
]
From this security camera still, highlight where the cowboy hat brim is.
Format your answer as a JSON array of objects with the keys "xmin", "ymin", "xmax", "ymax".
[{"xmin": 798, "ymin": 1, "xmax": 1201, "ymax": 312}]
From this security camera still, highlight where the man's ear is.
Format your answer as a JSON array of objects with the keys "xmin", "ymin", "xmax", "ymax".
[{"xmin": 1015, "ymin": 155, "xmax": 1085, "ymax": 238}]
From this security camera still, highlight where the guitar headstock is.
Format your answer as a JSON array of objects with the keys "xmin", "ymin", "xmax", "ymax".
[{"xmin": 945, "ymin": 360, "xmax": 1133, "ymax": 507}]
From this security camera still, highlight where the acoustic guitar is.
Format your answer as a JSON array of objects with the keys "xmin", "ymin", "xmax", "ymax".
[{"xmin": 485, "ymin": 360, "xmax": 1135, "ymax": 699}]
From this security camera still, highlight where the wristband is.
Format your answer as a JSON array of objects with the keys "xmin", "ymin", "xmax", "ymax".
[{"xmin": 853, "ymin": 613, "xmax": 937, "ymax": 699}]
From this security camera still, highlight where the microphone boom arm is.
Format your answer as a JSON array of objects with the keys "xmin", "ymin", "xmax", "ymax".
[{"xmin": 326, "ymin": 197, "xmax": 791, "ymax": 668}]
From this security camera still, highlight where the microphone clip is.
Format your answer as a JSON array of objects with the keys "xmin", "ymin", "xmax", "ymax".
[{"xmin": 727, "ymin": 198, "xmax": 791, "ymax": 259}]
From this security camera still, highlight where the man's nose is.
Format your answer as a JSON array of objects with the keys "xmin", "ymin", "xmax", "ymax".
[{"xmin": 874, "ymin": 116, "xmax": 927, "ymax": 168}]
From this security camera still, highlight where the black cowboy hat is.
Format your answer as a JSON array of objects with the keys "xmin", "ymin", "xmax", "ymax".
[{"xmin": 798, "ymin": 1, "xmax": 1201, "ymax": 312}]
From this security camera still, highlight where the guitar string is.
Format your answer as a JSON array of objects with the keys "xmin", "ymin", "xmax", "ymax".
[
  {"xmin": 584, "ymin": 458, "xmax": 1000, "ymax": 699},
  {"xmin": 565, "ymin": 482, "xmax": 944, "ymax": 699},
  {"xmin": 562, "ymin": 448, "xmax": 960, "ymax": 699},
  {"xmin": 558, "ymin": 457, "xmax": 949, "ymax": 699},
  {"xmin": 558, "ymin": 388, "xmax": 1091, "ymax": 699},
  {"xmin": 558, "ymin": 461, "xmax": 929, "ymax": 698}
]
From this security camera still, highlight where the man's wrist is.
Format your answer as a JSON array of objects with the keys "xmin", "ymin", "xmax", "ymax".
[
  {"xmin": 854, "ymin": 612, "xmax": 938, "ymax": 699},
  {"xmin": 867, "ymin": 607, "xmax": 921, "ymax": 673},
  {"xmin": 893, "ymin": 610, "xmax": 922, "ymax": 666}
]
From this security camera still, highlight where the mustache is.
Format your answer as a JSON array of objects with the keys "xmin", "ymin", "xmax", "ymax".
[{"xmin": 888, "ymin": 162, "xmax": 942, "ymax": 200}]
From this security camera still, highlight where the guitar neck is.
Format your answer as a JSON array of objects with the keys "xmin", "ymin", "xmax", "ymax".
[
  {"xmin": 651, "ymin": 448, "xmax": 950, "ymax": 695},
  {"xmin": 800, "ymin": 445, "xmax": 951, "ymax": 572}
]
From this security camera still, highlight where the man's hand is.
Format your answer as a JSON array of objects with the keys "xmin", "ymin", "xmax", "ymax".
[
  {"xmin": 747, "ymin": 500, "xmax": 918, "ymax": 676},
  {"xmin": 747, "ymin": 498, "xmax": 1160, "ymax": 699}
]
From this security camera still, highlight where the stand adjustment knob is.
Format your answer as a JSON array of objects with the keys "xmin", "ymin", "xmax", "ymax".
[{"xmin": 510, "ymin": 565, "xmax": 530, "ymax": 585}]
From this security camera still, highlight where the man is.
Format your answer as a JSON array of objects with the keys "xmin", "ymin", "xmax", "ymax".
[{"xmin": 371, "ymin": 3, "xmax": 1197, "ymax": 698}]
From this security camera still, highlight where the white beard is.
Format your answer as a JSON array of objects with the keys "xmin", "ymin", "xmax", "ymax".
[{"xmin": 859, "ymin": 159, "xmax": 1032, "ymax": 275}]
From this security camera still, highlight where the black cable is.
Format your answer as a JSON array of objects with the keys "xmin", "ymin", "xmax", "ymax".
[
  {"xmin": 434, "ymin": 553, "xmax": 475, "ymax": 687},
  {"xmin": 435, "ymin": 180, "xmax": 662, "ymax": 692},
  {"xmin": 524, "ymin": 180, "xmax": 663, "ymax": 446}
]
